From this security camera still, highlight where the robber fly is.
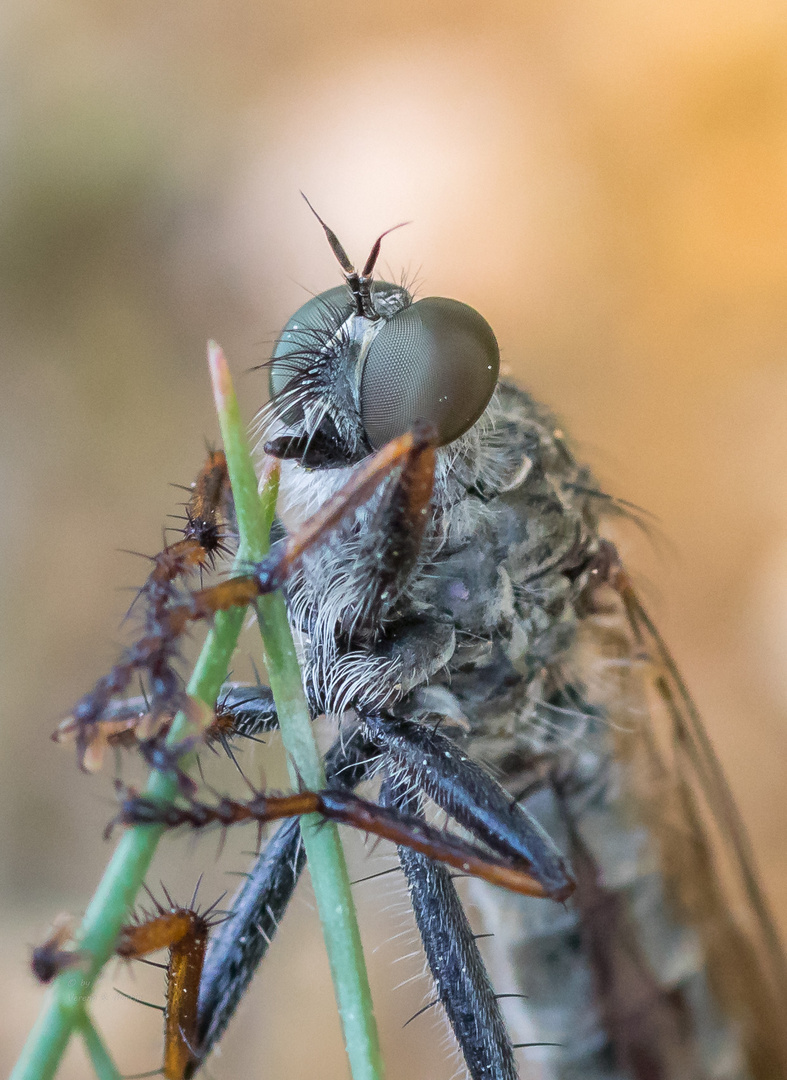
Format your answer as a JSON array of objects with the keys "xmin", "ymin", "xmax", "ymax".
[
  {"xmin": 238, "ymin": 201, "xmax": 787, "ymax": 1080},
  {"xmin": 59, "ymin": 201, "xmax": 787, "ymax": 1080}
]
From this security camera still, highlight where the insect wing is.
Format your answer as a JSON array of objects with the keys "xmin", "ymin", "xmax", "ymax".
[
  {"xmin": 469, "ymin": 560, "xmax": 787, "ymax": 1080},
  {"xmin": 615, "ymin": 585, "xmax": 787, "ymax": 1078}
]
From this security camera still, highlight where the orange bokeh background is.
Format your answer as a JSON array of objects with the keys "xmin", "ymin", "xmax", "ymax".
[{"xmin": 3, "ymin": 3, "xmax": 787, "ymax": 1077}]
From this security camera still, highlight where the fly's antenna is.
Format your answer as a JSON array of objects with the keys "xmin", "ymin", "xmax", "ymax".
[{"xmin": 300, "ymin": 193, "xmax": 408, "ymax": 319}]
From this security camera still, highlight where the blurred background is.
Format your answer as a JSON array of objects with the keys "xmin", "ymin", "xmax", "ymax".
[{"xmin": 3, "ymin": 1, "xmax": 787, "ymax": 1077}]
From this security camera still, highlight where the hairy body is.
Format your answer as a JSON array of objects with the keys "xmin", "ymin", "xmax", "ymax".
[{"xmin": 273, "ymin": 378, "xmax": 775, "ymax": 1079}]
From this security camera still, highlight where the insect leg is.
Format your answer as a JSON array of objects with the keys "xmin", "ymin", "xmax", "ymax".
[
  {"xmin": 114, "ymin": 785, "xmax": 555, "ymax": 897},
  {"xmin": 53, "ymin": 682, "xmax": 279, "ymax": 771},
  {"xmin": 365, "ymin": 713, "xmax": 573, "ymax": 900},
  {"xmin": 188, "ymin": 724, "xmax": 379, "ymax": 1073},
  {"xmin": 116, "ymin": 900, "xmax": 214, "ymax": 1080},
  {"xmin": 261, "ymin": 418, "xmax": 436, "ymax": 601},
  {"xmin": 130, "ymin": 448, "xmax": 234, "ymax": 622},
  {"xmin": 380, "ymin": 774, "xmax": 519, "ymax": 1080},
  {"xmin": 73, "ymin": 423, "xmax": 430, "ymax": 755},
  {"xmin": 68, "ymin": 451, "xmax": 234, "ymax": 766},
  {"xmin": 298, "ymin": 419, "xmax": 441, "ymax": 702},
  {"xmin": 69, "ymin": 425, "xmax": 434, "ymax": 762},
  {"xmin": 212, "ymin": 682, "xmax": 278, "ymax": 741},
  {"xmin": 334, "ymin": 419, "xmax": 437, "ymax": 628}
]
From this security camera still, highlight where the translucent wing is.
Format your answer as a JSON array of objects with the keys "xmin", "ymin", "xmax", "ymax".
[
  {"xmin": 470, "ymin": 544, "xmax": 787, "ymax": 1080},
  {"xmin": 611, "ymin": 577, "xmax": 787, "ymax": 1078}
]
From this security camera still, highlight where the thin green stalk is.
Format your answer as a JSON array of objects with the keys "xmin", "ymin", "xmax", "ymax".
[
  {"xmin": 11, "ymin": 602, "xmax": 249, "ymax": 1080},
  {"xmin": 208, "ymin": 341, "xmax": 384, "ymax": 1080},
  {"xmin": 11, "ymin": 379, "xmax": 282, "ymax": 1080},
  {"xmin": 79, "ymin": 1013, "xmax": 123, "ymax": 1080},
  {"xmin": 12, "ymin": 339, "xmax": 382, "ymax": 1080}
]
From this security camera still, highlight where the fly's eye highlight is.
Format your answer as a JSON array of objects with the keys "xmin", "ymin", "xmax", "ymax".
[{"xmin": 360, "ymin": 297, "xmax": 500, "ymax": 449}]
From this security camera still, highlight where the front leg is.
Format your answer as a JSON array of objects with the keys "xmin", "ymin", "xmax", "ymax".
[
  {"xmin": 341, "ymin": 410, "xmax": 437, "ymax": 630},
  {"xmin": 283, "ymin": 416, "xmax": 440, "ymax": 716},
  {"xmin": 67, "ymin": 424, "xmax": 436, "ymax": 762}
]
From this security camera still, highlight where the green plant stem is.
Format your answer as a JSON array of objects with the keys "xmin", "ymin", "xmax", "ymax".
[
  {"xmin": 79, "ymin": 1013, "xmax": 122, "ymax": 1080},
  {"xmin": 10, "ymin": 352, "xmax": 286, "ymax": 1080},
  {"xmin": 10, "ymin": 600, "xmax": 249, "ymax": 1080},
  {"xmin": 11, "ymin": 340, "xmax": 382, "ymax": 1080},
  {"xmin": 208, "ymin": 340, "xmax": 384, "ymax": 1080}
]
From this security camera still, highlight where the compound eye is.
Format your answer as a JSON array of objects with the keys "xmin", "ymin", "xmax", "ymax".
[
  {"xmin": 269, "ymin": 285, "xmax": 352, "ymax": 420},
  {"xmin": 360, "ymin": 297, "xmax": 499, "ymax": 449}
]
